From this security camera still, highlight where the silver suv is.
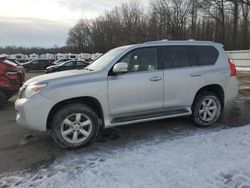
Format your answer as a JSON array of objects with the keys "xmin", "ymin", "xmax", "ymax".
[{"xmin": 15, "ymin": 40, "xmax": 238, "ymax": 149}]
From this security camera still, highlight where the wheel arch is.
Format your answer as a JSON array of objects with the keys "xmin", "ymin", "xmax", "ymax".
[
  {"xmin": 192, "ymin": 84, "xmax": 225, "ymax": 109},
  {"xmin": 46, "ymin": 96, "xmax": 104, "ymax": 130}
]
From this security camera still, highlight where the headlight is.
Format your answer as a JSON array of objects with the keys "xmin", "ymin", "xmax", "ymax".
[{"xmin": 24, "ymin": 83, "xmax": 47, "ymax": 99}]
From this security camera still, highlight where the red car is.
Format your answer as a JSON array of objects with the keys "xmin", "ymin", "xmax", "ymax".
[{"xmin": 0, "ymin": 56, "xmax": 25, "ymax": 108}]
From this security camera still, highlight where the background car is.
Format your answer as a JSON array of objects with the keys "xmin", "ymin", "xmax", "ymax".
[
  {"xmin": 52, "ymin": 58, "xmax": 71, "ymax": 65},
  {"xmin": 46, "ymin": 60, "xmax": 89, "ymax": 73},
  {"xmin": 7, "ymin": 58, "xmax": 25, "ymax": 83},
  {"xmin": 0, "ymin": 56, "xmax": 24, "ymax": 108},
  {"xmin": 22, "ymin": 59, "xmax": 53, "ymax": 72}
]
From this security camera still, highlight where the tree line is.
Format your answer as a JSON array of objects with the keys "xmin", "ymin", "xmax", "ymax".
[{"xmin": 67, "ymin": 0, "xmax": 250, "ymax": 53}]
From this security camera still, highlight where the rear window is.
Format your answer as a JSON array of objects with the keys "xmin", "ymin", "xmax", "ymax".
[{"xmin": 192, "ymin": 46, "xmax": 219, "ymax": 66}]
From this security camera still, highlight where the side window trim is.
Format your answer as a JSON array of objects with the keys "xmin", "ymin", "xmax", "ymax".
[{"xmin": 188, "ymin": 46, "xmax": 198, "ymax": 67}]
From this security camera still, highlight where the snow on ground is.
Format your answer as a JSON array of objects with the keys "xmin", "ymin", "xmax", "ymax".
[{"xmin": 1, "ymin": 125, "xmax": 250, "ymax": 188}]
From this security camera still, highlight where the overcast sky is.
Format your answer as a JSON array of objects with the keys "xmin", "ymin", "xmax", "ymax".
[{"xmin": 0, "ymin": 0, "xmax": 148, "ymax": 47}]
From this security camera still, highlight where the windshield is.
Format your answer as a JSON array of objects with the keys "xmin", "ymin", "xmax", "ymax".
[{"xmin": 86, "ymin": 46, "xmax": 128, "ymax": 71}]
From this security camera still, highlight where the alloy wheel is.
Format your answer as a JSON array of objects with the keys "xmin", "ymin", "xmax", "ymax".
[
  {"xmin": 199, "ymin": 97, "xmax": 219, "ymax": 122},
  {"xmin": 60, "ymin": 113, "xmax": 92, "ymax": 144}
]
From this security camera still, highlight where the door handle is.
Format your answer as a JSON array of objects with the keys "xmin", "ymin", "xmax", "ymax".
[
  {"xmin": 190, "ymin": 73, "xmax": 202, "ymax": 77},
  {"xmin": 150, "ymin": 77, "xmax": 162, "ymax": 81}
]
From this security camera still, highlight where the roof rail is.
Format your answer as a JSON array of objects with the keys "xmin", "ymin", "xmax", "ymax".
[{"xmin": 143, "ymin": 39, "xmax": 169, "ymax": 44}]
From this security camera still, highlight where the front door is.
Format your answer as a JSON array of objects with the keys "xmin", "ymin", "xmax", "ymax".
[{"xmin": 108, "ymin": 47, "xmax": 164, "ymax": 120}]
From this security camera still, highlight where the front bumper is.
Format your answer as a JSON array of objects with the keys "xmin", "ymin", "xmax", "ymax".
[{"xmin": 15, "ymin": 94, "xmax": 54, "ymax": 132}]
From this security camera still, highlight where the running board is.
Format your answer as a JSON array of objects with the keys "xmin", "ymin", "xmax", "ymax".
[{"xmin": 111, "ymin": 108, "xmax": 190, "ymax": 123}]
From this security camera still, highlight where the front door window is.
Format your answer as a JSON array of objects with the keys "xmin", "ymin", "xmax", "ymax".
[{"xmin": 119, "ymin": 48, "xmax": 158, "ymax": 73}]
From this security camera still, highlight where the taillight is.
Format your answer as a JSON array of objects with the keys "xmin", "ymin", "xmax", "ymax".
[
  {"xmin": 228, "ymin": 58, "xmax": 236, "ymax": 76},
  {"xmin": 5, "ymin": 65, "xmax": 18, "ymax": 76},
  {"xmin": 5, "ymin": 69, "xmax": 17, "ymax": 75}
]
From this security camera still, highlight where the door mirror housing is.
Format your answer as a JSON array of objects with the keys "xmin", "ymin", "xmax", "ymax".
[{"xmin": 113, "ymin": 62, "xmax": 128, "ymax": 73}]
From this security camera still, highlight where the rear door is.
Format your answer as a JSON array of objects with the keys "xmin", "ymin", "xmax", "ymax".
[
  {"xmin": 29, "ymin": 60, "xmax": 38, "ymax": 70},
  {"xmin": 160, "ymin": 46, "xmax": 206, "ymax": 109},
  {"xmin": 191, "ymin": 46, "xmax": 222, "ymax": 85},
  {"xmin": 41, "ymin": 60, "xmax": 48, "ymax": 69}
]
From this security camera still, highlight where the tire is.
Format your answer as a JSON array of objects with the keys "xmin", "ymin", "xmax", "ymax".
[
  {"xmin": 192, "ymin": 91, "xmax": 222, "ymax": 127},
  {"xmin": 5, "ymin": 91, "xmax": 14, "ymax": 100},
  {"xmin": 0, "ymin": 90, "xmax": 6, "ymax": 109},
  {"xmin": 51, "ymin": 103, "xmax": 100, "ymax": 149}
]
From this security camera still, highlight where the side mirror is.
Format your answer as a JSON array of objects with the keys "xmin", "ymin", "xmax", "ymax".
[{"xmin": 113, "ymin": 62, "xmax": 128, "ymax": 73}]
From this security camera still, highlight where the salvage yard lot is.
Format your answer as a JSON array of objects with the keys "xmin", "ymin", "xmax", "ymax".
[{"xmin": 0, "ymin": 71, "xmax": 250, "ymax": 187}]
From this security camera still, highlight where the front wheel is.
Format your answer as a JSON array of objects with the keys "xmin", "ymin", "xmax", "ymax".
[
  {"xmin": 51, "ymin": 104, "xmax": 100, "ymax": 149},
  {"xmin": 192, "ymin": 92, "xmax": 222, "ymax": 127}
]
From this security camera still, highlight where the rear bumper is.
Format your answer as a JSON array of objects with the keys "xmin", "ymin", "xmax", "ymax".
[
  {"xmin": 224, "ymin": 77, "xmax": 239, "ymax": 108},
  {"xmin": 15, "ymin": 94, "xmax": 54, "ymax": 132}
]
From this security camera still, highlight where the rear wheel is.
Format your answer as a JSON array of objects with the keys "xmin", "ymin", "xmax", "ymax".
[
  {"xmin": 0, "ymin": 90, "xmax": 6, "ymax": 109},
  {"xmin": 51, "ymin": 103, "xmax": 100, "ymax": 149},
  {"xmin": 192, "ymin": 92, "xmax": 222, "ymax": 127}
]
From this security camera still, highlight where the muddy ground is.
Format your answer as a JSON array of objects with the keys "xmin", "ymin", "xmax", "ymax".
[{"xmin": 0, "ymin": 71, "xmax": 249, "ymax": 174}]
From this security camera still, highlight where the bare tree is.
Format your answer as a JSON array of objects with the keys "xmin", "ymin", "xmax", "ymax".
[
  {"xmin": 152, "ymin": 0, "xmax": 191, "ymax": 39},
  {"xmin": 228, "ymin": 0, "xmax": 240, "ymax": 48},
  {"xmin": 67, "ymin": 19, "xmax": 92, "ymax": 53},
  {"xmin": 241, "ymin": 0, "xmax": 250, "ymax": 49},
  {"xmin": 64, "ymin": 0, "xmax": 250, "ymax": 52}
]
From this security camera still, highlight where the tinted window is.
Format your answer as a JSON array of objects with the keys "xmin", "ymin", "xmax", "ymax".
[
  {"xmin": 161, "ymin": 46, "xmax": 189, "ymax": 69},
  {"xmin": 76, "ymin": 61, "xmax": 86, "ymax": 66},
  {"xmin": 192, "ymin": 46, "xmax": 219, "ymax": 66},
  {"xmin": 31, "ymin": 60, "xmax": 38, "ymax": 64},
  {"xmin": 119, "ymin": 48, "xmax": 158, "ymax": 72},
  {"xmin": 64, "ymin": 61, "xmax": 75, "ymax": 67}
]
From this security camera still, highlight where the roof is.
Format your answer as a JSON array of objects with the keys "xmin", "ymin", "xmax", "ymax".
[{"xmin": 141, "ymin": 39, "xmax": 222, "ymax": 47}]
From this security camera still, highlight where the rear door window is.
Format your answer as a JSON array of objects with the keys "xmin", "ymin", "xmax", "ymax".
[
  {"xmin": 192, "ymin": 46, "xmax": 219, "ymax": 66},
  {"xmin": 76, "ymin": 61, "xmax": 86, "ymax": 66},
  {"xmin": 160, "ymin": 46, "xmax": 190, "ymax": 69},
  {"xmin": 64, "ymin": 61, "xmax": 75, "ymax": 67}
]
